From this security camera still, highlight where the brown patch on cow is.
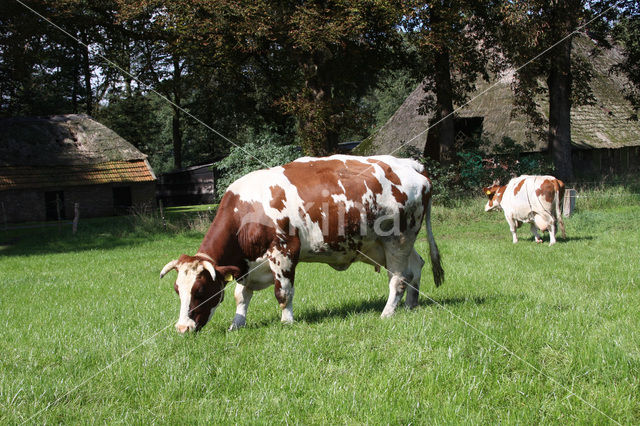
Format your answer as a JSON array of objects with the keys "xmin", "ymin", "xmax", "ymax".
[
  {"xmin": 513, "ymin": 179, "xmax": 526, "ymax": 196},
  {"xmin": 197, "ymin": 191, "xmax": 275, "ymax": 270},
  {"xmin": 391, "ymin": 186, "xmax": 408, "ymax": 204},
  {"xmin": 366, "ymin": 158, "xmax": 402, "ymax": 185},
  {"xmin": 269, "ymin": 185, "xmax": 287, "ymax": 211},
  {"xmin": 281, "ymin": 159, "xmax": 386, "ymax": 248},
  {"xmin": 535, "ymin": 179, "xmax": 556, "ymax": 203}
]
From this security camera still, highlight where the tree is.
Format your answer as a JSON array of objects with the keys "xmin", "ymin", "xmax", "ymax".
[
  {"xmin": 402, "ymin": 1, "xmax": 501, "ymax": 164},
  {"xmin": 150, "ymin": 0, "xmax": 405, "ymax": 155},
  {"xmin": 498, "ymin": 0, "xmax": 618, "ymax": 181},
  {"xmin": 613, "ymin": 2, "xmax": 640, "ymax": 116}
]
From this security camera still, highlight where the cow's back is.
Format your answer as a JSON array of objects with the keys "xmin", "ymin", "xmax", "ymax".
[{"xmin": 225, "ymin": 155, "xmax": 430, "ymax": 256}]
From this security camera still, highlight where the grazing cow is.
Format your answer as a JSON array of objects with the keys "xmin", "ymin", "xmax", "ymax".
[
  {"xmin": 161, "ymin": 154, "xmax": 444, "ymax": 333},
  {"xmin": 483, "ymin": 175, "xmax": 566, "ymax": 245}
]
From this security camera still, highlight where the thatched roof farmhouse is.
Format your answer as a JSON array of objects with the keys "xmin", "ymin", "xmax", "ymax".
[
  {"xmin": 0, "ymin": 114, "xmax": 156, "ymax": 223},
  {"xmin": 358, "ymin": 37, "xmax": 640, "ymax": 177}
]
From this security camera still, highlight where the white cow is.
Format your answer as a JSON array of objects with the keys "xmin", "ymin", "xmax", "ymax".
[{"xmin": 483, "ymin": 175, "xmax": 566, "ymax": 245}]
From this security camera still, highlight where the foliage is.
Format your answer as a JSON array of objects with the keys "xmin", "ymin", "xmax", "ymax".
[
  {"xmin": 215, "ymin": 136, "xmax": 300, "ymax": 199},
  {"xmin": 613, "ymin": 3, "xmax": 640, "ymax": 115},
  {"xmin": 359, "ymin": 68, "xmax": 420, "ymax": 133},
  {"xmin": 397, "ymin": 137, "xmax": 551, "ymax": 205}
]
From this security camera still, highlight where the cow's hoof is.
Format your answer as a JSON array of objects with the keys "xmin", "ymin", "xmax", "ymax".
[
  {"xmin": 229, "ymin": 314, "xmax": 246, "ymax": 331},
  {"xmin": 549, "ymin": 241, "xmax": 556, "ymax": 246},
  {"xmin": 380, "ymin": 309, "xmax": 395, "ymax": 318},
  {"xmin": 281, "ymin": 311, "xmax": 294, "ymax": 325}
]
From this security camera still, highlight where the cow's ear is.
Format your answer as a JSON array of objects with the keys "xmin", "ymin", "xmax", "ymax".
[
  {"xmin": 482, "ymin": 187, "xmax": 492, "ymax": 196},
  {"xmin": 215, "ymin": 265, "xmax": 242, "ymax": 283}
]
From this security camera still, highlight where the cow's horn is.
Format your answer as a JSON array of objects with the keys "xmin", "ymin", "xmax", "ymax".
[
  {"xmin": 201, "ymin": 260, "xmax": 216, "ymax": 280},
  {"xmin": 160, "ymin": 260, "xmax": 179, "ymax": 278}
]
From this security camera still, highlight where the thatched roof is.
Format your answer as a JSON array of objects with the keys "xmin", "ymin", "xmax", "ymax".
[
  {"xmin": 359, "ymin": 36, "xmax": 640, "ymax": 156},
  {"xmin": 0, "ymin": 114, "xmax": 147, "ymax": 167},
  {"xmin": 0, "ymin": 114, "xmax": 155, "ymax": 191}
]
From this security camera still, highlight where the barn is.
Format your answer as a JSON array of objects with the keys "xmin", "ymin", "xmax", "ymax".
[
  {"xmin": 0, "ymin": 114, "xmax": 157, "ymax": 223},
  {"xmin": 156, "ymin": 163, "xmax": 216, "ymax": 207},
  {"xmin": 358, "ymin": 37, "xmax": 640, "ymax": 178}
]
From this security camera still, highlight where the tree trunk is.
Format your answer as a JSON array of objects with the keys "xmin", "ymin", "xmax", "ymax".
[
  {"xmin": 72, "ymin": 41, "xmax": 79, "ymax": 113},
  {"xmin": 429, "ymin": 3, "xmax": 456, "ymax": 164},
  {"xmin": 547, "ymin": 37, "xmax": 574, "ymax": 182},
  {"xmin": 433, "ymin": 47, "xmax": 456, "ymax": 164},
  {"xmin": 171, "ymin": 56, "xmax": 183, "ymax": 169},
  {"xmin": 172, "ymin": 107, "xmax": 182, "ymax": 169},
  {"xmin": 81, "ymin": 32, "xmax": 93, "ymax": 115}
]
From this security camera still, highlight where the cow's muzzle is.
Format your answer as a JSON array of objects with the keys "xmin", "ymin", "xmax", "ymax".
[{"xmin": 175, "ymin": 319, "xmax": 196, "ymax": 334}]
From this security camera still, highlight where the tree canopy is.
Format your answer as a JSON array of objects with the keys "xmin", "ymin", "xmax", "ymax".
[{"xmin": 1, "ymin": 0, "xmax": 637, "ymax": 180}]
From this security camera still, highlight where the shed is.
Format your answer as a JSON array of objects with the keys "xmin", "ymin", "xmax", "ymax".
[
  {"xmin": 156, "ymin": 163, "xmax": 215, "ymax": 207},
  {"xmin": 0, "ymin": 114, "xmax": 157, "ymax": 223},
  {"xmin": 358, "ymin": 37, "xmax": 640, "ymax": 178}
]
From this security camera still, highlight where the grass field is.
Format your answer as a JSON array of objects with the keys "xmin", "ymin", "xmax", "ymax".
[{"xmin": 1, "ymin": 188, "xmax": 639, "ymax": 423}]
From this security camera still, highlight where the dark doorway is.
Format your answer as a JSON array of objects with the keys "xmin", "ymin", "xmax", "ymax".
[
  {"xmin": 113, "ymin": 186, "xmax": 132, "ymax": 214},
  {"xmin": 424, "ymin": 116, "xmax": 484, "ymax": 161},
  {"xmin": 45, "ymin": 191, "xmax": 65, "ymax": 220}
]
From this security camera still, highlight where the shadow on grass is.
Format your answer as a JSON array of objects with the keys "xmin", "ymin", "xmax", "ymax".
[
  {"xmin": 284, "ymin": 294, "xmax": 495, "ymax": 326},
  {"xmin": 555, "ymin": 235, "xmax": 593, "ymax": 243}
]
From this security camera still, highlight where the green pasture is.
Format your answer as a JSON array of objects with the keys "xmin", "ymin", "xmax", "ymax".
[{"xmin": 0, "ymin": 188, "xmax": 639, "ymax": 423}]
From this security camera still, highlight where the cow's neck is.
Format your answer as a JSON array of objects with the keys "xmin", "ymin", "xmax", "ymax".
[{"xmin": 197, "ymin": 212, "xmax": 242, "ymax": 269}]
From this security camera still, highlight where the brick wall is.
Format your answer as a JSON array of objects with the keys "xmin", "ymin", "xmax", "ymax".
[{"xmin": 0, "ymin": 181, "xmax": 156, "ymax": 223}]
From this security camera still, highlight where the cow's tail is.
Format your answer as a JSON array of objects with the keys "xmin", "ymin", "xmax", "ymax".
[
  {"xmin": 556, "ymin": 180, "xmax": 567, "ymax": 239},
  {"xmin": 425, "ymin": 195, "xmax": 444, "ymax": 287}
]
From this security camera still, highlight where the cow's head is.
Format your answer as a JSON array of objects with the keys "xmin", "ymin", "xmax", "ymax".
[
  {"xmin": 160, "ymin": 254, "xmax": 241, "ymax": 333},
  {"xmin": 482, "ymin": 181, "xmax": 503, "ymax": 212}
]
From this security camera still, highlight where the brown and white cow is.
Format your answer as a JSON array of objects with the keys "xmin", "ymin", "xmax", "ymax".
[
  {"xmin": 161, "ymin": 154, "xmax": 444, "ymax": 333},
  {"xmin": 483, "ymin": 175, "xmax": 566, "ymax": 245}
]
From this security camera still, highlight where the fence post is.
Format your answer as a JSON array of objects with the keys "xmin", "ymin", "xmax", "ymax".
[
  {"xmin": 159, "ymin": 199, "xmax": 166, "ymax": 230},
  {"xmin": 72, "ymin": 203, "xmax": 80, "ymax": 234},
  {"xmin": 563, "ymin": 188, "xmax": 576, "ymax": 217}
]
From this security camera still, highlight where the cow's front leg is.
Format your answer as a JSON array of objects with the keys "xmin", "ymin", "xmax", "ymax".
[
  {"xmin": 229, "ymin": 283, "xmax": 253, "ymax": 331},
  {"xmin": 268, "ymin": 243, "xmax": 299, "ymax": 325},
  {"xmin": 530, "ymin": 223, "xmax": 543, "ymax": 243}
]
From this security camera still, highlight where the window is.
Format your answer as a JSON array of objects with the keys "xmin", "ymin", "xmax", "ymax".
[
  {"xmin": 113, "ymin": 186, "xmax": 132, "ymax": 215},
  {"xmin": 45, "ymin": 191, "xmax": 65, "ymax": 221}
]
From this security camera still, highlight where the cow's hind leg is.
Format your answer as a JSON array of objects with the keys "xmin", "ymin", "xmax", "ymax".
[
  {"xmin": 530, "ymin": 223, "xmax": 543, "ymax": 243},
  {"xmin": 506, "ymin": 216, "xmax": 519, "ymax": 243},
  {"xmin": 405, "ymin": 249, "xmax": 425, "ymax": 309},
  {"xmin": 548, "ymin": 222, "xmax": 557, "ymax": 246},
  {"xmin": 229, "ymin": 283, "xmax": 253, "ymax": 330},
  {"xmin": 381, "ymin": 244, "xmax": 412, "ymax": 318}
]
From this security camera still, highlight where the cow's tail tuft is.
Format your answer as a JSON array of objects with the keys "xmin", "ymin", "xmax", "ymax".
[
  {"xmin": 556, "ymin": 180, "xmax": 567, "ymax": 239},
  {"xmin": 425, "ymin": 195, "xmax": 444, "ymax": 287}
]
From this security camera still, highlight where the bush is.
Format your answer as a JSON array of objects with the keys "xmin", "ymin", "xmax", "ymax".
[
  {"xmin": 396, "ymin": 137, "xmax": 552, "ymax": 205},
  {"xmin": 215, "ymin": 137, "xmax": 300, "ymax": 199}
]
